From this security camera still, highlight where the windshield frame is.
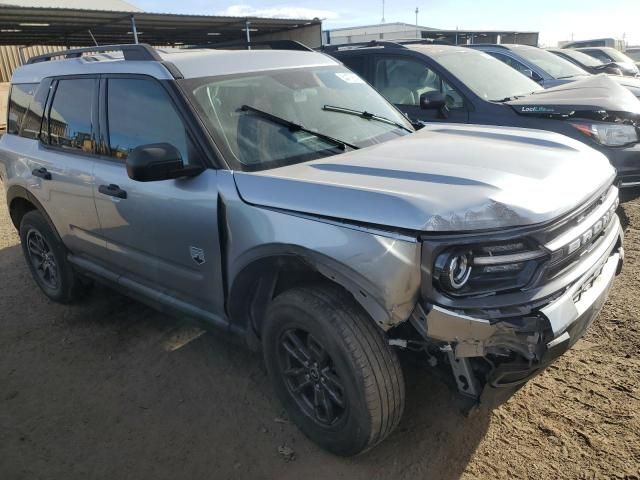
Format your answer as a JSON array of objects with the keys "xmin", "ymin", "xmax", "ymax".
[{"xmin": 179, "ymin": 66, "xmax": 414, "ymax": 172}]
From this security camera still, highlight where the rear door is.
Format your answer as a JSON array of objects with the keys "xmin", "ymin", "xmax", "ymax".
[
  {"xmin": 371, "ymin": 53, "xmax": 469, "ymax": 123},
  {"xmin": 93, "ymin": 75, "xmax": 225, "ymax": 318},
  {"xmin": 21, "ymin": 77, "xmax": 104, "ymax": 259}
]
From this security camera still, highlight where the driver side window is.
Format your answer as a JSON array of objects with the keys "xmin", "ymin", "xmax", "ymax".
[{"xmin": 373, "ymin": 56, "xmax": 464, "ymax": 109}]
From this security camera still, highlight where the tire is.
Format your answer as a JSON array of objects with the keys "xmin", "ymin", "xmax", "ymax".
[
  {"xmin": 19, "ymin": 210, "xmax": 89, "ymax": 303},
  {"xmin": 262, "ymin": 285, "xmax": 405, "ymax": 456}
]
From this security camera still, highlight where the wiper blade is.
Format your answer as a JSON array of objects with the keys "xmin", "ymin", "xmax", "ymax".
[
  {"xmin": 240, "ymin": 105, "xmax": 359, "ymax": 151},
  {"xmin": 322, "ymin": 105, "xmax": 414, "ymax": 133},
  {"xmin": 492, "ymin": 93, "xmax": 534, "ymax": 102}
]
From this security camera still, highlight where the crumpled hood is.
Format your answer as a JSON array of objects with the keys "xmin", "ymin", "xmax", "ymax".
[
  {"xmin": 508, "ymin": 74, "xmax": 640, "ymax": 117},
  {"xmin": 233, "ymin": 124, "xmax": 615, "ymax": 232}
]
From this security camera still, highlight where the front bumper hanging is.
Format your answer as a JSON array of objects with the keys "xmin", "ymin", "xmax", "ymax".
[{"xmin": 412, "ymin": 221, "xmax": 624, "ymax": 400}]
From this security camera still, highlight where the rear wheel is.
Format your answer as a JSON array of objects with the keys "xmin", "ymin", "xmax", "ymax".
[
  {"xmin": 262, "ymin": 285, "xmax": 405, "ymax": 456},
  {"xmin": 19, "ymin": 210, "xmax": 89, "ymax": 303}
]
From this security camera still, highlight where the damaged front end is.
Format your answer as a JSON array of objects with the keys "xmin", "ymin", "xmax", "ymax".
[{"xmin": 406, "ymin": 184, "xmax": 624, "ymax": 401}]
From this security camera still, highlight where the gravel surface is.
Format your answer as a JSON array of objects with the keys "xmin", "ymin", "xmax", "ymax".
[{"xmin": 1, "ymin": 184, "xmax": 639, "ymax": 480}]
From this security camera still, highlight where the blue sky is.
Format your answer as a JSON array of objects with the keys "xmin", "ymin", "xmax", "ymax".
[{"xmin": 133, "ymin": 0, "xmax": 640, "ymax": 46}]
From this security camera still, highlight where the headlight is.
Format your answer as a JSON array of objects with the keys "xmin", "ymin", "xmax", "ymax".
[
  {"xmin": 435, "ymin": 251, "xmax": 473, "ymax": 291},
  {"xmin": 571, "ymin": 122, "xmax": 639, "ymax": 147},
  {"xmin": 433, "ymin": 242, "xmax": 547, "ymax": 296}
]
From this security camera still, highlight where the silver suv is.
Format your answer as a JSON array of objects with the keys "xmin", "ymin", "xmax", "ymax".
[{"xmin": 0, "ymin": 44, "xmax": 624, "ymax": 455}]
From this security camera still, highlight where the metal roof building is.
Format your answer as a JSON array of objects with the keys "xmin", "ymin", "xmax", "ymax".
[{"xmin": 0, "ymin": 1, "xmax": 322, "ymax": 81}]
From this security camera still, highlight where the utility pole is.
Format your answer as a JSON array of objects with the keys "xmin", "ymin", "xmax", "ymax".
[
  {"xmin": 381, "ymin": 0, "xmax": 385, "ymax": 23},
  {"xmin": 415, "ymin": 7, "xmax": 419, "ymax": 38}
]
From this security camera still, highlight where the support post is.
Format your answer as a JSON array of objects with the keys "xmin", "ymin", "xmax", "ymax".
[
  {"xmin": 245, "ymin": 20, "xmax": 251, "ymax": 50},
  {"xmin": 18, "ymin": 46, "xmax": 26, "ymax": 65},
  {"xmin": 88, "ymin": 29, "xmax": 98, "ymax": 46},
  {"xmin": 131, "ymin": 15, "xmax": 139, "ymax": 44}
]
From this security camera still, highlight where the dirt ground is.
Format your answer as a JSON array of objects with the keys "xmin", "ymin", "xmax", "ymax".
[{"xmin": 1, "ymin": 185, "xmax": 639, "ymax": 480}]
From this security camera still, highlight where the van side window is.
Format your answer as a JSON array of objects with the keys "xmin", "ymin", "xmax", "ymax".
[
  {"xmin": 47, "ymin": 79, "xmax": 95, "ymax": 153},
  {"xmin": 7, "ymin": 83, "xmax": 37, "ymax": 135},
  {"xmin": 106, "ymin": 78, "xmax": 192, "ymax": 163}
]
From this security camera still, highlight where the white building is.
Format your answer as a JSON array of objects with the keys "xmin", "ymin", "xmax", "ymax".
[{"xmin": 323, "ymin": 23, "xmax": 539, "ymax": 47}]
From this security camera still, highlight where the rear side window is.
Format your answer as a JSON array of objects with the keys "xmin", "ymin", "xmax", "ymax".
[
  {"xmin": 7, "ymin": 83, "xmax": 37, "ymax": 135},
  {"xmin": 47, "ymin": 79, "xmax": 95, "ymax": 152},
  {"xmin": 106, "ymin": 78, "xmax": 191, "ymax": 163}
]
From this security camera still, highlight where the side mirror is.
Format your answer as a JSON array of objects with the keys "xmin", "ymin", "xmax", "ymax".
[
  {"xmin": 522, "ymin": 68, "xmax": 535, "ymax": 79},
  {"xmin": 521, "ymin": 68, "xmax": 543, "ymax": 83},
  {"xmin": 126, "ymin": 143, "xmax": 198, "ymax": 182},
  {"xmin": 419, "ymin": 91, "xmax": 447, "ymax": 110},
  {"xmin": 606, "ymin": 65, "xmax": 623, "ymax": 76}
]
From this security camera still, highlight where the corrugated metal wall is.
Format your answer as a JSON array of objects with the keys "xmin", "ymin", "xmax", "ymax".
[{"xmin": 0, "ymin": 45, "xmax": 64, "ymax": 82}]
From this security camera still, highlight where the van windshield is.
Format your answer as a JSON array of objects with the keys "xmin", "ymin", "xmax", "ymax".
[
  {"xmin": 430, "ymin": 49, "xmax": 544, "ymax": 102},
  {"xmin": 183, "ymin": 65, "xmax": 413, "ymax": 171}
]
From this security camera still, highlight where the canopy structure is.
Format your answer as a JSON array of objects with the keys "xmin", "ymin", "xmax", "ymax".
[{"xmin": 0, "ymin": 5, "xmax": 322, "ymax": 48}]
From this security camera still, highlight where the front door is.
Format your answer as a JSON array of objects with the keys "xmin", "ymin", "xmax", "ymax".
[
  {"xmin": 92, "ymin": 76, "xmax": 225, "ymax": 317},
  {"xmin": 371, "ymin": 55, "xmax": 469, "ymax": 124}
]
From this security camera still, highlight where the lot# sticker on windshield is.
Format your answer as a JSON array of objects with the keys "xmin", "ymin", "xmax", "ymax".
[{"xmin": 336, "ymin": 72, "xmax": 365, "ymax": 84}]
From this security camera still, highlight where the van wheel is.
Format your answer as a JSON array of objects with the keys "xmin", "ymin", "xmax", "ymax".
[
  {"xmin": 262, "ymin": 286, "xmax": 405, "ymax": 456},
  {"xmin": 19, "ymin": 210, "xmax": 89, "ymax": 303}
]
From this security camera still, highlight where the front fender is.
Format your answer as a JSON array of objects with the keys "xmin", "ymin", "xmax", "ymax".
[{"xmin": 223, "ymin": 185, "xmax": 422, "ymax": 330}]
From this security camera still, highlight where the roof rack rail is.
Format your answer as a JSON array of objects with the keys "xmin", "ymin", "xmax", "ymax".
[
  {"xmin": 322, "ymin": 38, "xmax": 451, "ymax": 52},
  {"xmin": 322, "ymin": 40, "xmax": 408, "ymax": 52},
  {"xmin": 26, "ymin": 43, "xmax": 162, "ymax": 64},
  {"xmin": 185, "ymin": 40, "xmax": 313, "ymax": 52}
]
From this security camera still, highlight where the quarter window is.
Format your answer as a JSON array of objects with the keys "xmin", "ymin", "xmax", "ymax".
[
  {"xmin": 7, "ymin": 83, "xmax": 37, "ymax": 135},
  {"xmin": 106, "ymin": 78, "xmax": 191, "ymax": 163},
  {"xmin": 48, "ymin": 79, "xmax": 95, "ymax": 152},
  {"xmin": 374, "ymin": 57, "xmax": 464, "ymax": 109}
]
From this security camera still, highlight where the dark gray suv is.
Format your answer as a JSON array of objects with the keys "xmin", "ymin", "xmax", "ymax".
[
  {"xmin": 0, "ymin": 44, "xmax": 624, "ymax": 455},
  {"xmin": 327, "ymin": 41, "xmax": 640, "ymax": 188}
]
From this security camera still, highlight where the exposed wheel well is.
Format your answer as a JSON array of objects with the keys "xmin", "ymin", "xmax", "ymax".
[
  {"xmin": 9, "ymin": 197, "xmax": 37, "ymax": 230},
  {"xmin": 228, "ymin": 256, "xmax": 365, "ymax": 340}
]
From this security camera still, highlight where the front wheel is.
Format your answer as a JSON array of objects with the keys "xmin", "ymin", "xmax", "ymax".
[{"xmin": 262, "ymin": 286, "xmax": 405, "ymax": 456}]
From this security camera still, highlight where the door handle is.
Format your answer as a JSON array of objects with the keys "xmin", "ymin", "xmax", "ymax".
[
  {"xmin": 32, "ymin": 167, "xmax": 52, "ymax": 180},
  {"xmin": 98, "ymin": 184, "xmax": 127, "ymax": 199}
]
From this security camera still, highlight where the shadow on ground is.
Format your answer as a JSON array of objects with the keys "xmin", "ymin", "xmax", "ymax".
[{"xmin": 0, "ymin": 242, "xmax": 496, "ymax": 480}]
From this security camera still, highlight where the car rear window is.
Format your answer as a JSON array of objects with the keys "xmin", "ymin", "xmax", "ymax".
[{"xmin": 7, "ymin": 83, "xmax": 37, "ymax": 135}]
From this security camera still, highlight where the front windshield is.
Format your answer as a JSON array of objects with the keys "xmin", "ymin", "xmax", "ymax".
[
  {"xmin": 555, "ymin": 49, "xmax": 603, "ymax": 67},
  {"xmin": 184, "ymin": 65, "xmax": 413, "ymax": 171},
  {"xmin": 514, "ymin": 46, "xmax": 588, "ymax": 78},
  {"xmin": 432, "ymin": 49, "xmax": 544, "ymax": 101},
  {"xmin": 599, "ymin": 47, "xmax": 636, "ymax": 64}
]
